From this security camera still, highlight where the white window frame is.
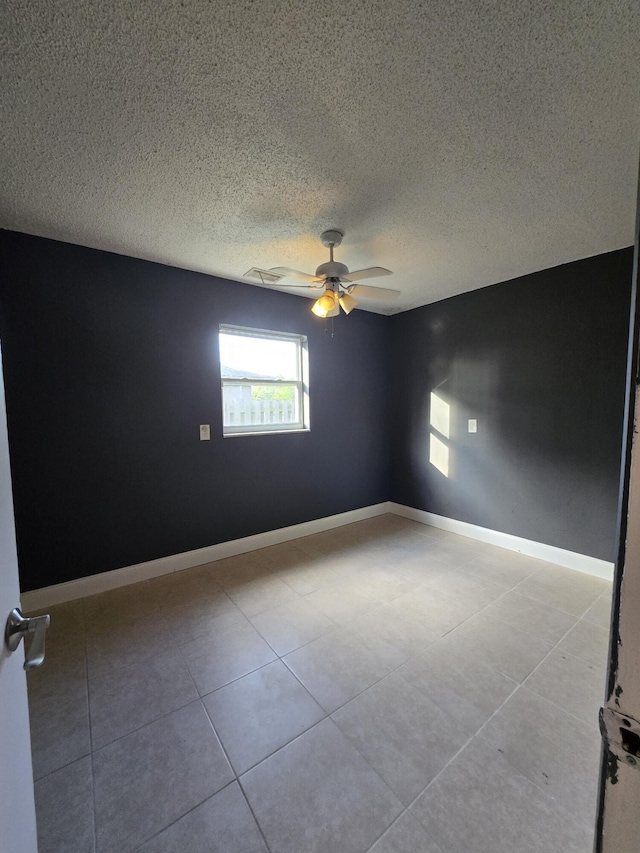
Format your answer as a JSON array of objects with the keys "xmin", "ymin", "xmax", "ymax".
[{"xmin": 219, "ymin": 324, "xmax": 310, "ymax": 437}]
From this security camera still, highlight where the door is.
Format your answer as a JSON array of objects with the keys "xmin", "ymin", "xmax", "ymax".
[
  {"xmin": 595, "ymin": 174, "xmax": 640, "ymax": 852},
  {"xmin": 0, "ymin": 341, "xmax": 38, "ymax": 853}
]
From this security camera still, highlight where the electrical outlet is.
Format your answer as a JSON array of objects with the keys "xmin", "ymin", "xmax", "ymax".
[
  {"xmin": 199, "ymin": 424, "xmax": 210, "ymax": 441},
  {"xmin": 468, "ymin": 419, "xmax": 477, "ymax": 433}
]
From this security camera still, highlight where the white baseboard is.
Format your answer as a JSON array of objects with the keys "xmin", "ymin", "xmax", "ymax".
[
  {"xmin": 389, "ymin": 503, "xmax": 614, "ymax": 581},
  {"xmin": 22, "ymin": 499, "xmax": 613, "ymax": 610},
  {"xmin": 20, "ymin": 502, "xmax": 393, "ymax": 610}
]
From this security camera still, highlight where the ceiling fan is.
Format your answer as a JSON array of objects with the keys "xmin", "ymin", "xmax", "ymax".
[{"xmin": 244, "ymin": 230, "xmax": 400, "ymax": 318}]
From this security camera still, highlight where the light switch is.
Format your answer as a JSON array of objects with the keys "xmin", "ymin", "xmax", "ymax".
[
  {"xmin": 199, "ymin": 424, "xmax": 210, "ymax": 441},
  {"xmin": 468, "ymin": 419, "xmax": 477, "ymax": 433}
]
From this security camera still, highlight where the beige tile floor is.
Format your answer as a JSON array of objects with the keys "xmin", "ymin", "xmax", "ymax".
[{"xmin": 26, "ymin": 514, "xmax": 612, "ymax": 852}]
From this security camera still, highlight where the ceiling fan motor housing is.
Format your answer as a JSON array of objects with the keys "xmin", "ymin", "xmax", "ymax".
[
  {"xmin": 320, "ymin": 229, "xmax": 343, "ymax": 248},
  {"xmin": 315, "ymin": 260, "xmax": 349, "ymax": 280}
]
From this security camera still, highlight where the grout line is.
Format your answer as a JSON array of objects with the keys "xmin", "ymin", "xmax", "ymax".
[
  {"xmin": 199, "ymin": 695, "xmax": 239, "ymax": 781},
  {"xmin": 87, "ymin": 694, "xmax": 200, "ymax": 752},
  {"xmin": 404, "ymin": 587, "xmax": 608, "ymax": 819},
  {"xmin": 234, "ymin": 715, "xmax": 329, "ymax": 778},
  {"xmin": 509, "ymin": 567, "xmax": 611, "ymax": 609},
  {"xmin": 236, "ymin": 775, "xmax": 275, "ymax": 853},
  {"xmin": 80, "ymin": 600, "xmax": 98, "ymax": 853},
  {"xmin": 96, "ymin": 694, "xmax": 262, "ymax": 851},
  {"xmin": 196, "ymin": 656, "xmax": 278, "ymax": 697},
  {"xmin": 197, "ymin": 658, "xmax": 279, "ymax": 702},
  {"xmin": 234, "ymin": 711, "xmax": 405, "ymax": 843},
  {"xmin": 248, "ymin": 614, "xmax": 337, "ymax": 659},
  {"xmin": 31, "ymin": 746, "xmax": 94, "ymax": 785},
  {"xmin": 363, "ymin": 808, "xmax": 445, "ymax": 853},
  {"xmin": 127, "ymin": 780, "xmax": 239, "ymax": 851},
  {"xmin": 225, "ymin": 713, "xmax": 329, "ymax": 779},
  {"xmin": 86, "ymin": 655, "xmax": 280, "ymax": 752},
  {"xmin": 84, "ymin": 609, "xmax": 275, "ymax": 752},
  {"xmin": 364, "ymin": 810, "xmax": 409, "ymax": 852}
]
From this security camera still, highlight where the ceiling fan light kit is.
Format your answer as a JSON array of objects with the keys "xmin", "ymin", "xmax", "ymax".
[
  {"xmin": 311, "ymin": 290, "xmax": 338, "ymax": 318},
  {"xmin": 245, "ymin": 229, "xmax": 400, "ymax": 319},
  {"xmin": 338, "ymin": 292, "xmax": 357, "ymax": 315}
]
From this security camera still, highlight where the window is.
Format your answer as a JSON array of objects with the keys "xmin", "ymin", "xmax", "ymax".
[{"xmin": 219, "ymin": 325, "xmax": 309, "ymax": 435}]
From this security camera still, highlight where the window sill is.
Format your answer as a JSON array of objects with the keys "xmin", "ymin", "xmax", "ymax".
[{"xmin": 223, "ymin": 428, "xmax": 311, "ymax": 438}]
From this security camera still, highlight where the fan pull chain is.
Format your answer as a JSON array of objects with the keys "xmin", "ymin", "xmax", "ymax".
[{"xmin": 324, "ymin": 316, "xmax": 335, "ymax": 338}]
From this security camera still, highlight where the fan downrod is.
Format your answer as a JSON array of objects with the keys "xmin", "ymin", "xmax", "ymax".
[{"xmin": 320, "ymin": 229, "xmax": 343, "ymax": 249}]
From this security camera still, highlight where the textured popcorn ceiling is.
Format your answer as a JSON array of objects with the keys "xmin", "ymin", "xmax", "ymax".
[{"xmin": 1, "ymin": 1, "xmax": 639, "ymax": 314}]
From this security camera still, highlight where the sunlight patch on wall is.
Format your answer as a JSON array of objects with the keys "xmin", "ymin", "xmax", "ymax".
[
  {"xmin": 429, "ymin": 392, "xmax": 451, "ymax": 477},
  {"xmin": 430, "ymin": 392, "xmax": 450, "ymax": 438},
  {"xmin": 429, "ymin": 433, "xmax": 449, "ymax": 477}
]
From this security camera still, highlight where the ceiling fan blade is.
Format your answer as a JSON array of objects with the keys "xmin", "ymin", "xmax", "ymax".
[
  {"xmin": 268, "ymin": 266, "xmax": 318, "ymax": 283},
  {"xmin": 349, "ymin": 284, "xmax": 401, "ymax": 300},
  {"xmin": 343, "ymin": 267, "xmax": 393, "ymax": 282},
  {"xmin": 268, "ymin": 284, "xmax": 324, "ymax": 289}
]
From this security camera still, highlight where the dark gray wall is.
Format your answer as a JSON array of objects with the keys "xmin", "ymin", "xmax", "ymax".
[
  {"xmin": 0, "ymin": 231, "xmax": 390, "ymax": 591},
  {"xmin": 0, "ymin": 232, "xmax": 632, "ymax": 591},
  {"xmin": 389, "ymin": 248, "xmax": 633, "ymax": 562}
]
